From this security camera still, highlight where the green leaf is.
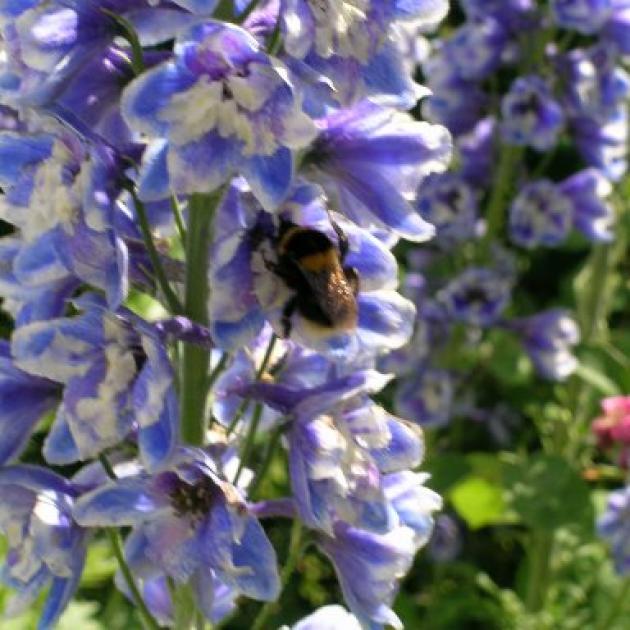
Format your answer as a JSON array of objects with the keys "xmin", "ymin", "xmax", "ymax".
[
  {"xmin": 574, "ymin": 362, "xmax": 620, "ymax": 397},
  {"xmin": 81, "ymin": 541, "xmax": 118, "ymax": 587},
  {"xmin": 57, "ymin": 601, "xmax": 103, "ymax": 630},
  {"xmin": 425, "ymin": 454, "xmax": 471, "ymax": 493},
  {"xmin": 504, "ymin": 455, "xmax": 594, "ymax": 533},
  {"xmin": 449, "ymin": 476, "xmax": 506, "ymax": 529}
]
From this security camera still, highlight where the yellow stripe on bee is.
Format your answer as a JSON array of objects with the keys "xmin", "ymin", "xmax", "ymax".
[{"xmin": 299, "ymin": 250, "xmax": 338, "ymax": 272}]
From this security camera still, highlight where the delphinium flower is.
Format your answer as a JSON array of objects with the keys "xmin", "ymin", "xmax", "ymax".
[
  {"xmin": 508, "ymin": 180, "xmax": 575, "ymax": 248},
  {"xmin": 387, "ymin": 0, "xmax": 630, "ymax": 454},
  {"xmin": 219, "ymin": 334, "xmax": 442, "ymax": 626},
  {"xmin": 555, "ymin": 43, "xmax": 630, "ymax": 180},
  {"xmin": 598, "ymin": 485, "xmax": 630, "ymax": 575},
  {"xmin": 501, "ymin": 76, "xmax": 565, "ymax": 152},
  {"xmin": 279, "ymin": 0, "xmax": 450, "ymax": 107},
  {"xmin": 415, "ymin": 172, "xmax": 480, "ymax": 245},
  {"xmin": 0, "ymin": 465, "xmax": 87, "ymax": 629},
  {"xmin": 504, "ymin": 309, "xmax": 580, "ymax": 381},
  {"xmin": 302, "ymin": 100, "xmax": 451, "ymax": 240},
  {"xmin": 395, "ymin": 367, "xmax": 454, "ymax": 428},
  {"xmin": 427, "ymin": 513, "xmax": 462, "ymax": 562},
  {"xmin": 122, "ymin": 20, "xmax": 317, "ymax": 210},
  {"xmin": 73, "ymin": 447, "xmax": 281, "ymax": 622},
  {"xmin": 550, "ymin": 0, "xmax": 630, "ymax": 52},
  {"xmin": 438, "ymin": 267, "xmax": 512, "ymax": 328},
  {"xmin": 0, "ymin": 339, "xmax": 59, "ymax": 465},
  {"xmin": 0, "ymin": 120, "xmax": 149, "ymax": 310},
  {"xmin": 9, "ymin": 295, "xmax": 180, "ymax": 469}
]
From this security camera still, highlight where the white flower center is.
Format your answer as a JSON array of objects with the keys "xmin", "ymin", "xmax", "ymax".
[
  {"xmin": 20, "ymin": 141, "xmax": 83, "ymax": 240},
  {"xmin": 159, "ymin": 64, "xmax": 283, "ymax": 156},
  {"xmin": 308, "ymin": 0, "xmax": 372, "ymax": 60}
]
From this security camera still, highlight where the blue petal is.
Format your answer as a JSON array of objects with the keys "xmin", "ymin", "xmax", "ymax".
[
  {"xmin": 11, "ymin": 307, "xmax": 104, "ymax": 382},
  {"xmin": 344, "ymin": 223, "xmax": 398, "ymax": 290},
  {"xmin": 212, "ymin": 309, "xmax": 265, "ymax": 353},
  {"xmin": 73, "ymin": 477, "xmax": 167, "ymax": 527},
  {"xmin": 170, "ymin": 0, "xmax": 219, "ymax": 12},
  {"xmin": 392, "ymin": 0, "xmax": 449, "ymax": 21},
  {"xmin": 137, "ymin": 139, "xmax": 171, "ymax": 202},
  {"xmin": 336, "ymin": 165, "xmax": 435, "ymax": 241},
  {"xmin": 192, "ymin": 568, "xmax": 237, "ymax": 624},
  {"xmin": 127, "ymin": 8, "xmax": 201, "ymax": 46},
  {"xmin": 0, "ymin": 132, "xmax": 53, "ymax": 187},
  {"xmin": 61, "ymin": 222, "xmax": 129, "ymax": 309},
  {"xmin": 0, "ymin": 340, "xmax": 58, "ymax": 465},
  {"xmin": 134, "ymin": 334, "xmax": 178, "ymax": 471},
  {"xmin": 241, "ymin": 147, "xmax": 293, "ymax": 212},
  {"xmin": 363, "ymin": 41, "xmax": 422, "ymax": 109},
  {"xmin": 167, "ymin": 132, "xmax": 238, "ymax": 197},
  {"xmin": 43, "ymin": 407, "xmax": 81, "ymax": 466},
  {"xmin": 0, "ymin": 464, "xmax": 75, "ymax": 495},
  {"xmin": 357, "ymin": 291, "xmax": 416, "ymax": 352},
  {"xmin": 62, "ymin": 357, "xmax": 133, "ymax": 460},
  {"xmin": 371, "ymin": 416, "xmax": 424, "ymax": 472},
  {"xmin": 38, "ymin": 543, "xmax": 86, "ymax": 630},
  {"xmin": 138, "ymin": 389, "xmax": 178, "ymax": 472},
  {"xmin": 228, "ymin": 516, "xmax": 280, "ymax": 601},
  {"xmin": 288, "ymin": 432, "xmax": 323, "ymax": 531},
  {"xmin": 121, "ymin": 61, "xmax": 197, "ymax": 138},
  {"xmin": 13, "ymin": 228, "xmax": 69, "ymax": 287},
  {"xmin": 0, "ymin": 1, "xmax": 39, "ymax": 19}
]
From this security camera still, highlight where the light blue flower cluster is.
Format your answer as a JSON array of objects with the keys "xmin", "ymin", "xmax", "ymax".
[
  {"xmin": 385, "ymin": 0, "xmax": 628, "ymax": 434},
  {"xmin": 0, "ymin": 1, "xmax": 452, "ymax": 628}
]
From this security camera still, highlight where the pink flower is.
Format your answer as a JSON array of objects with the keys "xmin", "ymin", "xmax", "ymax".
[{"xmin": 592, "ymin": 396, "xmax": 630, "ymax": 466}]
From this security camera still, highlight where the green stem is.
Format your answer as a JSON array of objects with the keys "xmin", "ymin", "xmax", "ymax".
[
  {"xmin": 172, "ymin": 581, "xmax": 201, "ymax": 630},
  {"xmin": 564, "ymin": 242, "xmax": 615, "ymax": 460},
  {"xmin": 251, "ymin": 520, "xmax": 303, "ymax": 630},
  {"xmin": 579, "ymin": 244, "xmax": 611, "ymax": 344},
  {"xmin": 267, "ymin": 18, "xmax": 282, "ymax": 55},
  {"xmin": 171, "ymin": 194, "xmax": 187, "ymax": 244},
  {"xmin": 596, "ymin": 578, "xmax": 630, "ymax": 630},
  {"xmin": 484, "ymin": 144, "xmax": 523, "ymax": 247},
  {"xmin": 227, "ymin": 334, "xmax": 277, "ymax": 435},
  {"xmin": 237, "ymin": 0, "xmax": 261, "ymax": 23},
  {"xmin": 248, "ymin": 422, "xmax": 284, "ymax": 499},
  {"xmin": 213, "ymin": 0, "xmax": 234, "ymax": 20},
  {"xmin": 131, "ymin": 188, "xmax": 184, "ymax": 314},
  {"xmin": 101, "ymin": 9, "xmax": 145, "ymax": 75},
  {"xmin": 206, "ymin": 352, "xmax": 229, "ymax": 392},
  {"xmin": 98, "ymin": 456, "xmax": 161, "ymax": 630},
  {"xmin": 105, "ymin": 530, "xmax": 161, "ymax": 630},
  {"xmin": 524, "ymin": 531, "xmax": 554, "ymax": 612},
  {"xmin": 180, "ymin": 191, "xmax": 223, "ymax": 446},
  {"xmin": 233, "ymin": 402, "xmax": 263, "ymax": 485},
  {"xmin": 195, "ymin": 610, "xmax": 208, "ymax": 630}
]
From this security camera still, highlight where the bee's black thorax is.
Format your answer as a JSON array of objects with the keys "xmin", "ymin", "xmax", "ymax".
[{"xmin": 266, "ymin": 220, "xmax": 360, "ymax": 336}]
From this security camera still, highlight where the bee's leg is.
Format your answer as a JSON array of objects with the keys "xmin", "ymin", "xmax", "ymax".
[
  {"xmin": 343, "ymin": 266, "xmax": 360, "ymax": 296},
  {"xmin": 281, "ymin": 296, "xmax": 298, "ymax": 338},
  {"xmin": 327, "ymin": 213, "xmax": 350, "ymax": 262},
  {"xmin": 262, "ymin": 254, "xmax": 278, "ymax": 272}
]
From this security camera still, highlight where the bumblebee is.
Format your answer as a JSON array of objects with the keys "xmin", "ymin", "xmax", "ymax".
[{"xmin": 262, "ymin": 218, "xmax": 360, "ymax": 339}]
